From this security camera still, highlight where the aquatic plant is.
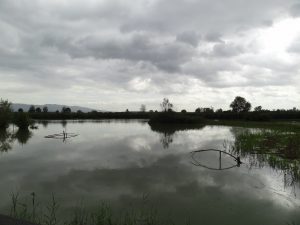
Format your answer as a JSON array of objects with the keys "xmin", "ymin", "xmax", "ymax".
[{"xmin": 230, "ymin": 129, "xmax": 300, "ymax": 186}]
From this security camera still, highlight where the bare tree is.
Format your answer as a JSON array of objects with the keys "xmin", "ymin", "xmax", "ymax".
[{"xmin": 160, "ymin": 98, "xmax": 173, "ymax": 112}]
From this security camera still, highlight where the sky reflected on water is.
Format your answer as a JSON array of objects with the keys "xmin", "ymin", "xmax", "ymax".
[{"xmin": 0, "ymin": 120, "xmax": 299, "ymax": 225}]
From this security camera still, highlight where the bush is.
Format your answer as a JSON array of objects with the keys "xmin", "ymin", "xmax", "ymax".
[
  {"xmin": 0, "ymin": 99, "xmax": 12, "ymax": 128},
  {"xmin": 149, "ymin": 112, "xmax": 203, "ymax": 124},
  {"xmin": 13, "ymin": 112, "xmax": 31, "ymax": 129}
]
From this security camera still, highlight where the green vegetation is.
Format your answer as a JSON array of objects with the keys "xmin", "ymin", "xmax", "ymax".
[
  {"xmin": 234, "ymin": 130, "xmax": 300, "ymax": 159},
  {"xmin": 13, "ymin": 112, "xmax": 32, "ymax": 129},
  {"xmin": 230, "ymin": 96, "xmax": 251, "ymax": 113},
  {"xmin": 230, "ymin": 129, "xmax": 300, "ymax": 185},
  {"xmin": 3, "ymin": 96, "xmax": 299, "ymax": 123},
  {"xmin": 0, "ymin": 99, "xmax": 31, "ymax": 130},
  {"xmin": 6, "ymin": 193, "xmax": 192, "ymax": 225},
  {"xmin": 0, "ymin": 99, "xmax": 12, "ymax": 129},
  {"xmin": 149, "ymin": 112, "xmax": 203, "ymax": 124}
]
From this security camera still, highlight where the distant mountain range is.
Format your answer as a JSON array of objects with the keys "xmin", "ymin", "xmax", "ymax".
[{"xmin": 12, "ymin": 103, "xmax": 101, "ymax": 113}]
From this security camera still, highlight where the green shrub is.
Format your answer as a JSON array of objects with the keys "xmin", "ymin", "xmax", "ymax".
[{"xmin": 0, "ymin": 99, "xmax": 12, "ymax": 128}]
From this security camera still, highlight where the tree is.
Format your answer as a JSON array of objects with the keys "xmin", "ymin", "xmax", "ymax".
[
  {"xmin": 0, "ymin": 99, "xmax": 12, "ymax": 128},
  {"xmin": 35, "ymin": 107, "xmax": 42, "ymax": 113},
  {"xmin": 13, "ymin": 112, "xmax": 31, "ymax": 129},
  {"xmin": 18, "ymin": 108, "xmax": 24, "ymax": 113},
  {"xmin": 254, "ymin": 106, "xmax": 262, "ymax": 112},
  {"xmin": 216, "ymin": 108, "xmax": 223, "ymax": 113},
  {"xmin": 160, "ymin": 98, "xmax": 173, "ymax": 112},
  {"xmin": 28, "ymin": 105, "xmax": 36, "ymax": 113},
  {"xmin": 43, "ymin": 106, "xmax": 48, "ymax": 113},
  {"xmin": 140, "ymin": 104, "xmax": 146, "ymax": 112},
  {"xmin": 61, "ymin": 106, "xmax": 71, "ymax": 113},
  {"xmin": 195, "ymin": 107, "xmax": 213, "ymax": 113},
  {"xmin": 181, "ymin": 109, "xmax": 187, "ymax": 113},
  {"xmin": 230, "ymin": 96, "xmax": 251, "ymax": 112}
]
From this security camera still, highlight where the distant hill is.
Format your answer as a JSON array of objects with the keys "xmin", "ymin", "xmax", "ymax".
[{"xmin": 12, "ymin": 103, "xmax": 102, "ymax": 113}]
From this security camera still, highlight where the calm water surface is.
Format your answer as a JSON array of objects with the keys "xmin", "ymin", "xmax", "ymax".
[{"xmin": 0, "ymin": 120, "xmax": 299, "ymax": 225}]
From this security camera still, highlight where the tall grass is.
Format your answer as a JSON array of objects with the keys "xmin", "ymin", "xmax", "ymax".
[
  {"xmin": 6, "ymin": 192, "xmax": 192, "ymax": 225},
  {"xmin": 227, "ymin": 129, "xmax": 300, "ymax": 186}
]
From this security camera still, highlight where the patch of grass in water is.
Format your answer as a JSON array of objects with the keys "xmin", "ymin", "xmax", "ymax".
[
  {"xmin": 234, "ymin": 130, "xmax": 300, "ymax": 159},
  {"xmin": 230, "ymin": 129, "xmax": 300, "ymax": 186}
]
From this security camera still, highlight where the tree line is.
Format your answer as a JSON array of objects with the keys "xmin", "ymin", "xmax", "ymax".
[{"xmin": 1, "ymin": 96, "xmax": 300, "ymax": 128}]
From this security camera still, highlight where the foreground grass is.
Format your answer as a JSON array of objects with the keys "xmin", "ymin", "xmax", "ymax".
[{"xmin": 7, "ymin": 193, "xmax": 192, "ymax": 225}]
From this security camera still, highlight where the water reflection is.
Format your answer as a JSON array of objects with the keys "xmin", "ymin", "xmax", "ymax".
[
  {"xmin": 0, "ymin": 121, "xmax": 299, "ymax": 225},
  {"xmin": 149, "ymin": 123, "xmax": 205, "ymax": 149},
  {"xmin": 0, "ymin": 129, "xmax": 14, "ymax": 152},
  {"xmin": 14, "ymin": 129, "xmax": 33, "ymax": 145},
  {"xmin": 61, "ymin": 120, "xmax": 67, "ymax": 128},
  {"xmin": 40, "ymin": 120, "xmax": 49, "ymax": 128},
  {"xmin": 0, "ymin": 128, "xmax": 33, "ymax": 151}
]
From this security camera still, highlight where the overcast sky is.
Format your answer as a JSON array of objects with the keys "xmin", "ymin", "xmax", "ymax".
[{"xmin": 1, "ymin": 0, "xmax": 300, "ymax": 111}]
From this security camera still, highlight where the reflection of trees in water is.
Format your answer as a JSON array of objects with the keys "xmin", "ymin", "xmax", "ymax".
[
  {"xmin": 149, "ymin": 123, "xmax": 205, "ymax": 149},
  {"xmin": 228, "ymin": 128, "xmax": 300, "ymax": 190},
  {"xmin": 61, "ymin": 120, "xmax": 67, "ymax": 128},
  {"xmin": 0, "ymin": 129, "xmax": 14, "ymax": 152},
  {"xmin": 14, "ymin": 129, "xmax": 32, "ymax": 145},
  {"xmin": 41, "ymin": 120, "xmax": 49, "ymax": 128},
  {"xmin": 160, "ymin": 133, "xmax": 173, "ymax": 149},
  {"xmin": 0, "ymin": 128, "xmax": 33, "ymax": 152}
]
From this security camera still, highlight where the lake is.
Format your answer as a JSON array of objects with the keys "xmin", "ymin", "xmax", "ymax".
[{"xmin": 0, "ymin": 120, "xmax": 299, "ymax": 225}]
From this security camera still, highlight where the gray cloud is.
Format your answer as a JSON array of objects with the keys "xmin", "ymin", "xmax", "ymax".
[
  {"xmin": 210, "ymin": 42, "xmax": 245, "ymax": 58},
  {"xmin": 176, "ymin": 31, "xmax": 201, "ymax": 47},
  {"xmin": 290, "ymin": 3, "xmax": 300, "ymax": 17},
  {"xmin": 0, "ymin": 0, "xmax": 299, "ymax": 110}
]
